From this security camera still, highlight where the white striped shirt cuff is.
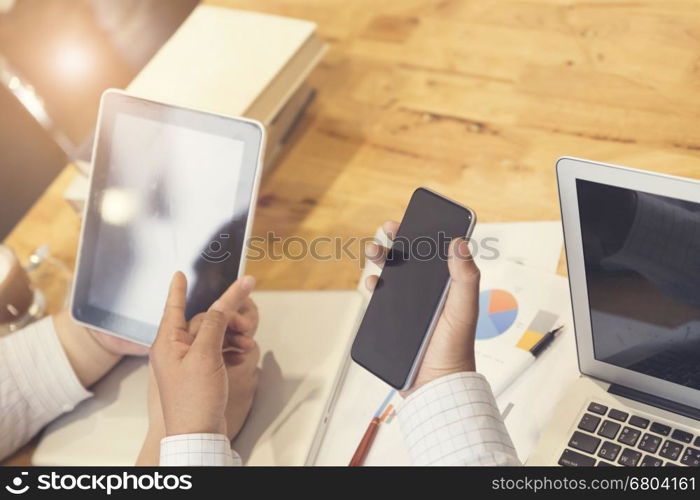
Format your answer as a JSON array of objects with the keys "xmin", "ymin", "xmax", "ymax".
[
  {"xmin": 160, "ymin": 434, "xmax": 242, "ymax": 466},
  {"xmin": 0, "ymin": 316, "xmax": 92, "ymax": 459},
  {"xmin": 398, "ymin": 372, "xmax": 519, "ymax": 466},
  {"xmin": 2, "ymin": 316, "xmax": 91, "ymax": 419}
]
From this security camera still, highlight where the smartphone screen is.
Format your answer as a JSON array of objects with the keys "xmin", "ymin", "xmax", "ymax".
[{"xmin": 351, "ymin": 188, "xmax": 475, "ymax": 389}]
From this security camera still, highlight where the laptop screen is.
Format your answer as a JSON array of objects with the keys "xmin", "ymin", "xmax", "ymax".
[{"xmin": 576, "ymin": 179, "xmax": 700, "ymax": 390}]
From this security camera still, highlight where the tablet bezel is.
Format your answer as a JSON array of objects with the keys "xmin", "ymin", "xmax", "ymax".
[
  {"xmin": 71, "ymin": 89, "xmax": 265, "ymax": 345},
  {"xmin": 557, "ymin": 156, "xmax": 700, "ymax": 409}
]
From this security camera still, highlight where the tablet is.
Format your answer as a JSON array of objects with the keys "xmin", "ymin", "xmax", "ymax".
[{"xmin": 71, "ymin": 90, "xmax": 264, "ymax": 345}]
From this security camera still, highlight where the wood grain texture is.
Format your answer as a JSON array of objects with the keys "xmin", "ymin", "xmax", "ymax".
[
  {"xmin": 212, "ymin": 0, "xmax": 700, "ymax": 287},
  {"xmin": 4, "ymin": 0, "xmax": 700, "ymax": 464},
  {"xmin": 9, "ymin": 0, "xmax": 700, "ymax": 290}
]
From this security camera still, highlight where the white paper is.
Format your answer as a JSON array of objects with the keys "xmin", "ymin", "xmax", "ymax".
[{"xmin": 317, "ymin": 252, "xmax": 576, "ymax": 465}]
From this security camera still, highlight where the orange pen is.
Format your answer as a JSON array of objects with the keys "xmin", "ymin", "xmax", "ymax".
[{"xmin": 348, "ymin": 389, "xmax": 395, "ymax": 466}]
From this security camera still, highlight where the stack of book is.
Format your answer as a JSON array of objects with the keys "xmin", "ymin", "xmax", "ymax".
[
  {"xmin": 67, "ymin": 5, "xmax": 326, "ymax": 211},
  {"xmin": 127, "ymin": 4, "xmax": 326, "ymax": 169}
]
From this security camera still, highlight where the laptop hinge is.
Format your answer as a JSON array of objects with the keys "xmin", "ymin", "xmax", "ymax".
[{"xmin": 608, "ymin": 384, "xmax": 700, "ymax": 421}]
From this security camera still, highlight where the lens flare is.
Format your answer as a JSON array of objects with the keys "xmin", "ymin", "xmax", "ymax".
[{"xmin": 54, "ymin": 43, "xmax": 92, "ymax": 78}]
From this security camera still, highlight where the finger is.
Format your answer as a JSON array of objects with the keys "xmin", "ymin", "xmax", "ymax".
[
  {"xmin": 224, "ymin": 342, "xmax": 260, "ymax": 367},
  {"xmin": 187, "ymin": 321, "xmax": 254, "ymax": 353},
  {"xmin": 230, "ymin": 298, "xmax": 259, "ymax": 338},
  {"xmin": 223, "ymin": 351, "xmax": 246, "ymax": 366},
  {"xmin": 448, "ymin": 237, "xmax": 480, "ymax": 283},
  {"xmin": 444, "ymin": 238, "xmax": 480, "ymax": 328},
  {"xmin": 192, "ymin": 310, "xmax": 256, "ymax": 339},
  {"xmin": 190, "ymin": 312, "xmax": 255, "ymax": 355},
  {"xmin": 365, "ymin": 275, "xmax": 379, "ymax": 292},
  {"xmin": 155, "ymin": 272, "xmax": 189, "ymax": 345},
  {"xmin": 223, "ymin": 351, "xmax": 258, "ymax": 367},
  {"xmin": 192, "ymin": 309, "xmax": 228, "ymax": 355},
  {"xmin": 210, "ymin": 275, "xmax": 256, "ymax": 316},
  {"xmin": 364, "ymin": 241, "xmax": 390, "ymax": 268},
  {"xmin": 229, "ymin": 312, "xmax": 256, "ymax": 337},
  {"xmin": 237, "ymin": 297, "xmax": 257, "ymax": 316},
  {"xmin": 224, "ymin": 332, "xmax": 256, "ymax": 352},
  {"xmin": 364, "ymin": 221, "xmax": 399, "ymax": 271},
  {"xmin": 382, "ymin": 220, "xmax": 400, "ymax": 241}
]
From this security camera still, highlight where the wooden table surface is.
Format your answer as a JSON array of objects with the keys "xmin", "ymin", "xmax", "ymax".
[{"xmin": 4, "ymin": 0, "xmax": 700, "ymax": 465}]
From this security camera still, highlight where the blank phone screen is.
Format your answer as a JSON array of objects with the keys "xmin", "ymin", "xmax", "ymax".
[{"xmin": 351, "ymin": 188, "xmax": 474, "ymax": 389}]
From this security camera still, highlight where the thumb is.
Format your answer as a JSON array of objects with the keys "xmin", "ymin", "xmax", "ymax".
[
  {"xmin": 210, "ymin": 275, "xmax": 255, "ymax": 316},
  {"xmin": 443, "ymin": 238, "xmax": 480, "ymax": 329}
]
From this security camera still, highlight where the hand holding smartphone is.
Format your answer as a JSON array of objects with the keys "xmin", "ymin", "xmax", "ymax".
[{"xmin": 351, "ymin": 188, "xmax": 477, "ymax": 390}]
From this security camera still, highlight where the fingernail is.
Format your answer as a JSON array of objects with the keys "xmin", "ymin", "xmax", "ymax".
[{"xmin": 240, "ymin": 275, "xmax": 256, "ymax": 291}]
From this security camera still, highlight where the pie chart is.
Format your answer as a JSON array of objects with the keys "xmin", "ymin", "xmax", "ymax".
[{"xmin": 476, "ymin": 289, "xmax": 518, "ymax": 340}]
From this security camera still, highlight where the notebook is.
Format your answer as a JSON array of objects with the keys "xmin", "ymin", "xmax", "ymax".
[{"xmin": 32, "ymin": 290, "xmax": 364, "ymax": 466}]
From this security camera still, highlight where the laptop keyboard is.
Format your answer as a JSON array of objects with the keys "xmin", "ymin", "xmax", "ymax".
[{"xmin": 558, "ymin": 401, "xmax": 700, "ymax": 467}]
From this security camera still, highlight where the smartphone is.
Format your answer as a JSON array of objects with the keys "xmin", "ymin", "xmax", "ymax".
[{"xmin": 351, "ymin": 188, "xmax": 476, "ymax": 390}]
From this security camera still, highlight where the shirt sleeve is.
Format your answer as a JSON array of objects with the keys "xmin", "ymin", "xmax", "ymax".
[
  {"xmin": 0, "ymin": 316, "xmax": 92, "ymax": 460},
  {"xmin": 159, "ymin": 434, "xmax": 242, "ymax": 466},
  {"xmin": 398, "ymin": 372, "xmax": 520, "ymax": 466}
]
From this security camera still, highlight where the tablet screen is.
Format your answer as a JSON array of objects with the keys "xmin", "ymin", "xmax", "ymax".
[{"xmin": 73, "ymin": 92, "xmax": 262, "ymax": 344}]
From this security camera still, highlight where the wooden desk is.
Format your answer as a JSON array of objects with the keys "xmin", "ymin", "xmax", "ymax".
[{"xmin": 4, "ymin": 0, "xmax": 700, "ymax": 465}]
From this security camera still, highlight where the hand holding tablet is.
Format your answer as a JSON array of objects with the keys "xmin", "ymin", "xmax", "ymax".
[{"xmin": 71, "ymin": 90, "xmax": 265, "ymax": 345}]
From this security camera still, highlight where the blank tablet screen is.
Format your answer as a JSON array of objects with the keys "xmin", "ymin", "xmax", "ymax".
[{"xmin": 73, "ymin": 92, "xmax": 262, "ymax": 344}]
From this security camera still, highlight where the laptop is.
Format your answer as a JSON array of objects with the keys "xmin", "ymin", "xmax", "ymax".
[{"xmin": 528, "ymin": 157, "xmax": 700, "ymax": 467}]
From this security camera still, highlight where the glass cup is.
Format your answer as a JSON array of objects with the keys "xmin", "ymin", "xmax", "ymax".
[{"xmin": 0, "ymin": 244, "xmax": 45, "ymax": 334}]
